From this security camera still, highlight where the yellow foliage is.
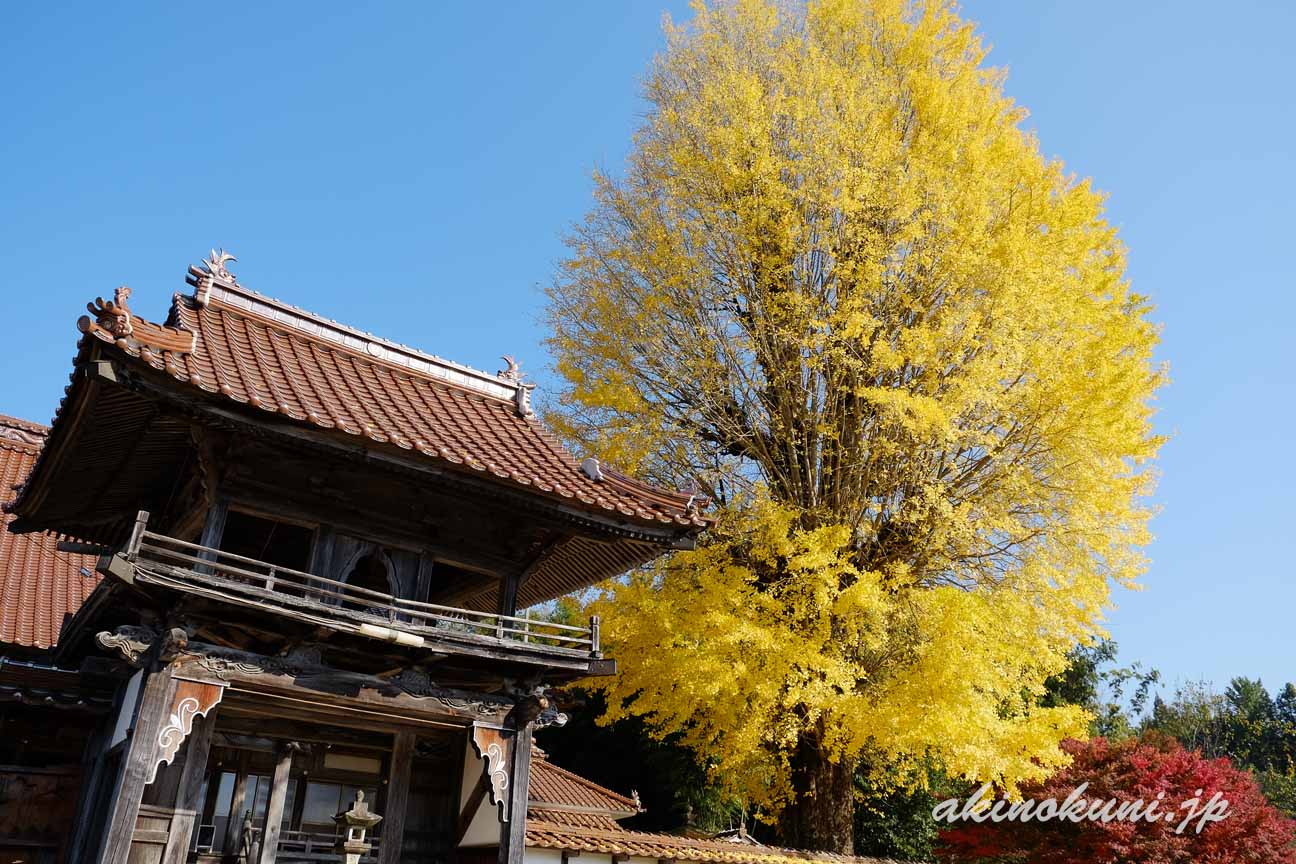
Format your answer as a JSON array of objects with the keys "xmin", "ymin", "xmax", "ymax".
[{"xmin": 546, "ymin": 0, "xmax": 1165, "ymax": 823}]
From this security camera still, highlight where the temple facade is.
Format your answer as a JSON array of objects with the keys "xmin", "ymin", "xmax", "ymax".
[{"xmin": 0, "ymin": 251, "xmax": 708, "ymax": 864}]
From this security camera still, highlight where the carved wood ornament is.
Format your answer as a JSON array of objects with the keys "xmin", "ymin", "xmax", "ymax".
[
  {"xmin": 471, "ymin": 724, "xmax": 514, "ymax": 823},
  {"xmin": 147, "ymin": 675, "xmax": 225, "ymax": 784}
]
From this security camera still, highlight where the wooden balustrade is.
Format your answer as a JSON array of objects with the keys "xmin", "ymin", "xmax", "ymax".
[{"xmin": 120, "ymin": 511, "xmax": 600, "ymax": 660}]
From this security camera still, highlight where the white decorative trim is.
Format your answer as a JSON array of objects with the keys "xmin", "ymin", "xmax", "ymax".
[
  {"xmin": 472, "ymin": 724, "xmax": 514, "ymax": 822},
  {"xmin": 206, "ymin": 283, "xmax": 521, "ymax": 402},
  {"xmin": 486, "ymin": 741, "xmax": 509, "ymax": 798},
  {"xmin": 146, "ymin": 678, "xmax": 224, "ymax": 784}
]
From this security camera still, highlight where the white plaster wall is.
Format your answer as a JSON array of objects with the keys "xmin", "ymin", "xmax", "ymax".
[
  {"xmin": 524, "ymin": 848, "xmax": 565, "ymax": 864},
  {"xmin": 109, "ymin": 669, "xmax": 143, "ymax": 748},
  {"xmin": 459, "ymin": 735, "xmax": 504, "ymax": 847}
]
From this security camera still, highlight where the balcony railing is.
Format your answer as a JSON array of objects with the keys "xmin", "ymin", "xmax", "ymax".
[
  {"xmin": 193, "ymin": 826, "xmax": 380, "ymax": 862},
  {"xmin": 115, "ymin": 511, "xmax": 600, "ymax": 659}
]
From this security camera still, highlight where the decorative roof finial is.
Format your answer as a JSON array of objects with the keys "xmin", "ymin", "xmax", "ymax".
[
  {"xmin": 683, "ymin": 478, "xmax": 703, "ymax": 514},
  {"xmin": 84, "ymin": 286, "xmax": 134, "ymax": 339},
  {"xmin": 498, "ymin": 354, "xmax": 523, "ymax": 383},
  {"xmin": 498, "ymin": 355, "xmax": 535, "ymax": 417},
  {"xmin": 515, "ymin": 382, "xmax": 536, "ymax": 418},
  {"xmin": 189, "ymin": 248, "xmax": 238, "ymax": 307},
  {"xmin": 201, "ymin": 248, "xmax": 237, "ymax": 282},
  {"xmin": 581, "ymin": 457, "xmax": 604, "ymax": 482}
]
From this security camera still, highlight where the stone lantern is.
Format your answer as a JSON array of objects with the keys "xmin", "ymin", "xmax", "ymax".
[{"xmin": 334, "ymin": 790, "xmax": 383, "ymax": 864}]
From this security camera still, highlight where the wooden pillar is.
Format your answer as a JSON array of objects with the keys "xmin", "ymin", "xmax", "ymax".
[
  {"xmin": 65, "ymin": 722, "xmax": 112, "ymax": 864},
  {"xmin": 379, "ymin": 731, "xmax": 416, "ymax": 864},
  {"xmin": 224, "ymin": 756, "xmax": 251, "ymax": 859},
  {"xmin": 258, "ymin": 743, "xmax": 296, "ymax": 864},
  {"xmin": 162, "ymin": 711, "xmax": 216, "ymax": 864},
  {"xmin": 496, "ymin": 724, "xmax": 533, "ymax": 864},
  {"xmin": 415, "ymin": 553, "xmax": 435, "ymax": 604},
  {"xmin": 96, "ymin": 666, "xmax": 175, "ymax": 864},
  {"xmin": 497, "ymin": 572, "xmax": 521, "ymax": 621},
  {"xmin": 197, "ymin": 497, "xmax": 229, "ymax": 572}
]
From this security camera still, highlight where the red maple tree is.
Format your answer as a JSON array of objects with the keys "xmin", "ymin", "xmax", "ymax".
[{"xmin": 938, "ymin": 735, "xmax": 1296, "ymax": 863}]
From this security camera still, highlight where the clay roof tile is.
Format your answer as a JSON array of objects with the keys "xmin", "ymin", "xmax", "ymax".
[
  {"xmin": 43, "ymin": 257, "xmax": 711, "ymax": 535},
  {"xmin": 0, "ymin": 417, "xmax": 99, "ymax": 649}
]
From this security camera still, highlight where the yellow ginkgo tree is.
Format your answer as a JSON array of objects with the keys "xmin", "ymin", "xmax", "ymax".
[{"xmin": 545, "ymin": 0, "xmax": 1165, "ymax": 852}]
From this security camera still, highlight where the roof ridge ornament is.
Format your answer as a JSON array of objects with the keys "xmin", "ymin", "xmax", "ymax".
[
  {"xmin": 202, "ymin": 248, "xmax": 237, "ymax": 282},
  {"xmin": 0, "ymin": 423, "xmax": 44, "ymax": 447},
  {"xmin": 683, "ymin": 478, "xmax": 703, "ymax": 515},
  {"xmin": 84, "ymin": 286, "xmax": 134, "ymax": 339},
  {"xmin": 497, "ymin": 355, "xmax": 536, "ymax": 417},
  {"xmin": 189, "ymin": 248, "xmax": 238, "ymax": 307},
  {"xmin": 515, "ymin": 383, "xmax": 536, "ymax": 418},
  {"xmin": 498, "ymin": 354, "xmax": 523, "ymax": 383},
  {"xmin": 581, "ymin": 457, "xmax": 604, "ymax": 482}
]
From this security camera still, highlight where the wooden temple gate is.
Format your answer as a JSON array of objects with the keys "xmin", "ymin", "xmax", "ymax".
[{"xmin": 1, "ymin": 251, "xmax": 707, "ymax": 864}]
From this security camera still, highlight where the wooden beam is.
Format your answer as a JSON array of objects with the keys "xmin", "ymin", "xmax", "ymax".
[
  {"xmin": 379, "ymin": 731, "xmax": 415, "ymax": 864},
  {"xmin": 96, "ymin": 665, "xmax": 175, "ymax": 864},
  {"xmin": 561, "ymin": 852, "xmax": 581, "ymax": 864},
  {"xmin": 258, "ymin": 742, "xmax": 296, "ymax": 864},
  {"xmin": 162, "ymin": 711, "xmax": 215, "ymax": 864}
]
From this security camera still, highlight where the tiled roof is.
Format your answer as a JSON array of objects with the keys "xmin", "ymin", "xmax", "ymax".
[
  {"xmin": 69, "ymin": 256, "xmax": 707, "ymax": 531},
  {"xmin": 528, "ymin": 751, "xmax": 640, "ymax": 830},
  {"xmin": 524, "ymin": 822, "xmax": 898, "ymax": 864},
  {"xmin": 0, "ymin": 417, "xmax": 99, "ymax": 649},
  {"xmin": 524, "ymin": 754, "xmax": 897, "ymax": 864}
]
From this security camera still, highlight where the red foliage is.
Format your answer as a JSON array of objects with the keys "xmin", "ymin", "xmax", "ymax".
[{"xmin": 938, "ymin": 735, "xmax": 1296, "ymax": 863}]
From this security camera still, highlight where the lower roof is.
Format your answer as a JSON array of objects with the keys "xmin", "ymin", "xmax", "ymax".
[
  {"xmin": 525, "ymin": 821, "xmax": 899, "ymax": 864},
  {"xmin": 0, "ymin": 416, "xmax": 98, "ymax": 650},
  {"xmin": 525, "ymin": 750, "xmax": 897, "ymax": 864}
]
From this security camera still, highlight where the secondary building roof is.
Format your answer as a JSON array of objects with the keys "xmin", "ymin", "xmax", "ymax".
[
  {"xmin": 0, "ymin": 416, "xmax": 97, "ymax": 650},
  {"xmin": 525, "ymin": 750, "xmax": 898, "ymax": 864},
  {"xmin": 528, "ymin": 749, "xmax": 642, "ymax": 830},
  {"xmin": 525, "ymin": 823, "xmax": 898, "ymax": 864}
]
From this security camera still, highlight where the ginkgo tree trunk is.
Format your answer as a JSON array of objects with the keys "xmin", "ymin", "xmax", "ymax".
[{"xmin": 545, "ymin": 0, "xmax": 1164, "ymax": 853}]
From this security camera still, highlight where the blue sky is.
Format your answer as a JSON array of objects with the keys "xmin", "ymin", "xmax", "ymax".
[{"xmin": 3, "ymin": 3, "xmax": 1293, "ymax": 697}]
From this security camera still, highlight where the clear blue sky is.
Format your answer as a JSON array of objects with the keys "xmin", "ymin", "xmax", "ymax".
[{"xmin": 3, "ymin": 3, "xmax": 1293, "ymax": 696}]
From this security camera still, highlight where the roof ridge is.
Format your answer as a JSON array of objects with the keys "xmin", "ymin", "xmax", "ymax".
[
  {"xmin": 531, "ymin": 758, "xmax": 641, "ymax": 811},
  {"xmin": 185, "ymin": 256, "xmax": 525, "ymax": 406},
  {"xmin": 0, "ymin": 414, "xmax": 49, "ymax": 435},
  {"xmin": 524, "ymin": 820, "xmax": 891, "ymax": 863},
  {"xmin": 0, "ymin": 415, "xmax": 49, "ymax": 451},
  {"xmin": 203, "ymin": 289, "xmax": 522, "ymax": 407}
]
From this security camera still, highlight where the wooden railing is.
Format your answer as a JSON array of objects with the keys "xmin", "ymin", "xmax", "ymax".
[
  {"xmin": 276, "ymin": 830, "xmax": 380, "ymax": 862},
  {"xmin": 120, "ymin": 511, "xmax": 600, "ymax": 658},
  {"xmin": 191, "ymin": 826, "xmax": 380, "ymax": 862}
]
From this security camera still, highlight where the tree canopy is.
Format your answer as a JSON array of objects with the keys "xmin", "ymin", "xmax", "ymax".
[{"xmin": 546, "ymin": 0, "xmax": 1164, "ymax": 851}]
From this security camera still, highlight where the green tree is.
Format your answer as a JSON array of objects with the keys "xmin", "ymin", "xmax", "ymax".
[
  {"xmin": 1144, "ymin": 680, "xmax": 1227, "ymax": 758},
  {"xmin": 1222, "ymin": 677, "xmax": 1279, "ymax": 770},
  {"xmin": 1040, "ymin": 640, "xmax": 1159, "ymax": 739}
]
